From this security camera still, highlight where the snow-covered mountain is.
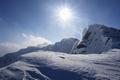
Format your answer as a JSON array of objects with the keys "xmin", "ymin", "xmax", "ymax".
[
  {"xmin": 0, "ymin": 24, "xmax": 120, "ymax": 80},
  {"xmin": 21, "ymin": 38, "xmax": 79, "ymax": 54},
  {"xmin": 72, "ymin": 24, "xmax": 120, "ymax": 54},
  {"xmin": 0, "ymin": 38, "xmax": 78, "ymax": 68},
  {"xmin": 41, "ymin": 38, "xmax": 79, "ymax": 53},
  {"xmin": 0, "ymin": 37, "xmax": 78, "ymax": 57}
]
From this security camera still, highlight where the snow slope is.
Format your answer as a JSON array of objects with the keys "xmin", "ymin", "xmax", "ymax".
[
  {"xmin": 72, "ymin": 24, "xmax": 120, "ymax": 54},
  {"xmin": 0, "ymin": 49, "xmax": 120, "ymax": 80}
]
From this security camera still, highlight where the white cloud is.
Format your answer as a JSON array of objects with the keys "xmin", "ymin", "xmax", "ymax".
[
  {"xmin": 21, "ymin": 33, "xmax": 52, "ymax": 47},
  {"xmin": 0, "ymin": 43, "xmax": 21, "ymax": 57},
  {"xmin": 0, "ymin": 33, "xmax": 52, "ymax": 57}
]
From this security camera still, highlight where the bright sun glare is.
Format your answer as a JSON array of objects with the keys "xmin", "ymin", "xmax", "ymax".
[{"xmin": 58, "ymin": 7, "xmax": 72, "ymax": 22}]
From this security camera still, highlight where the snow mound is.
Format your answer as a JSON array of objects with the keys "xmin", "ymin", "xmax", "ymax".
[{"xmin": 0, "ymin": 49, "xmax": 120, "ymax": 80}]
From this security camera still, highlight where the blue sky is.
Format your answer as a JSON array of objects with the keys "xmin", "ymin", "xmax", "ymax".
[{"xmin": 0, "ymin": 0, "xmax": 120, "ymax": 44}]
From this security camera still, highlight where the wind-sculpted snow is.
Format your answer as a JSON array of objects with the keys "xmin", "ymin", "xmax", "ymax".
[
  {"xmin": 72, "ymin": 24, "xmax": 120, "ymax": 54},
  {"xmin": 0, "ymin": 49, "xmax": 120, "ymax": 80}
]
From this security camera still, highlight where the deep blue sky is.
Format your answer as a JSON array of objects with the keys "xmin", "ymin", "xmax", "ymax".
[{"xmin": 0, "ymin": 0, "xmax": 120, "ymax": 43}]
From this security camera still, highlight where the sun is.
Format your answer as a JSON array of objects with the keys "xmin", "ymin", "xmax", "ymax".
[{"xmin": 58, "ymin": 7, "xmax": 72, "ymax": 22}]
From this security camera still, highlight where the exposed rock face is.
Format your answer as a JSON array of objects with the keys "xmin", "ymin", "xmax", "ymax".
[{"xmin": 72, "ymin": 24, "xmax": 120, "ymax": 54}]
